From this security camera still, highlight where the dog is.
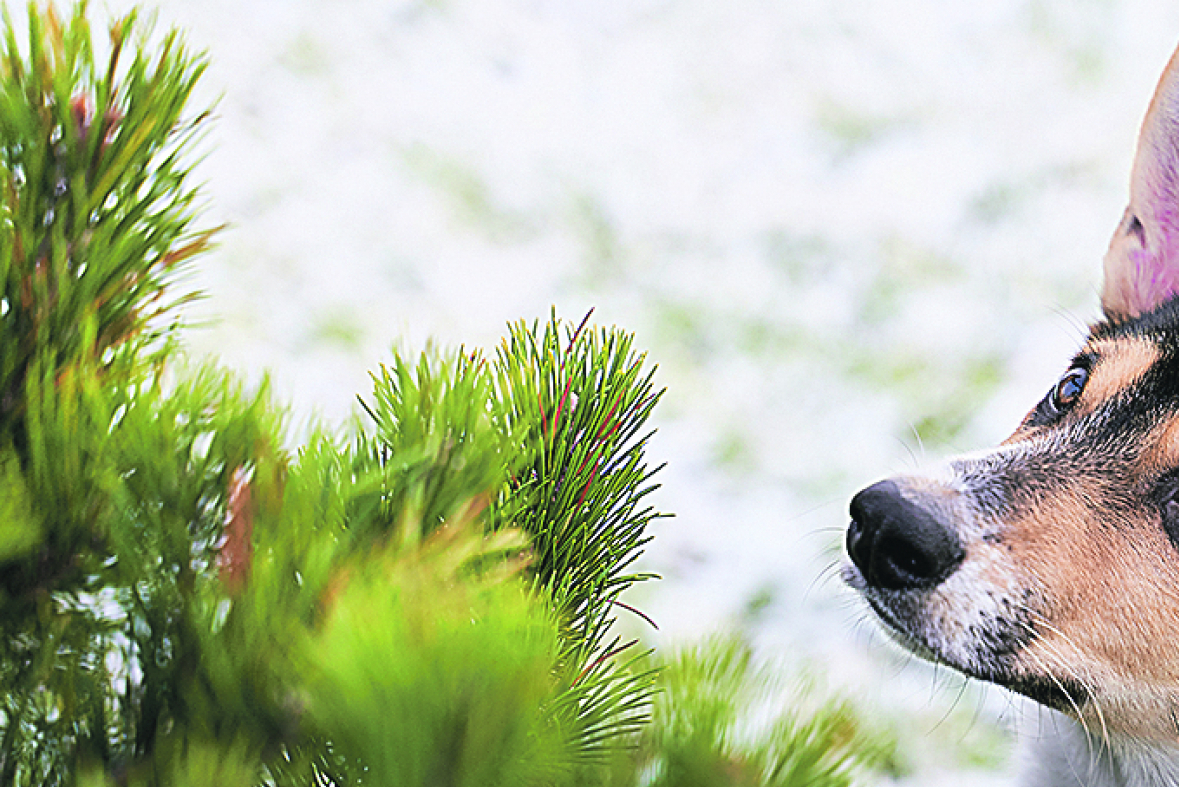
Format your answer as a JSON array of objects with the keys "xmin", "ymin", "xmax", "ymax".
[{"xmin": 844, "ymin": 41, "xmax": 1179, "ymax": 787}]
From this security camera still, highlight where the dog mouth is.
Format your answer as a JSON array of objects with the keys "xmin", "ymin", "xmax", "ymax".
[
  {"xmin": 844, "ymin": 563, "xmax": 964, "ymax": 667},
  {"xmin": 858, "ymin": 589, "xmax": 942, "ymax": 663},
  {"xmin": 843, "ymin": 563, "xmax": 931, "ymax": 651},
  {"xmin": 845, "ymin": 559, "xmax": 1089, "ymax": 714}
]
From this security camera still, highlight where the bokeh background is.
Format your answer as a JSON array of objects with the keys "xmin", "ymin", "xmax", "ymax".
[{"xmin": 98, "ymin": 0, "xmax": 1179, "ymax": 783}]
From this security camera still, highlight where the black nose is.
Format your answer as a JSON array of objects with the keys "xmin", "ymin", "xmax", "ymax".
[{"xmin": 847, "ymin": 480, "xmax": 965, "ymax": 590}]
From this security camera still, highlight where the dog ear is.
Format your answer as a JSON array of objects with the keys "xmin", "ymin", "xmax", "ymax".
[{"xmin": 1102, "ymin": 44, "xmax": 1179, "ymax": 322}]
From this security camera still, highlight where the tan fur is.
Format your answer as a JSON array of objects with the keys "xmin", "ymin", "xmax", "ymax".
[
  {"xmin": 993, "ymin": 334, "xmax": 1179, "ymax": 741},
  {"xmin": 1077, "ymin": 340, "xmax": 1159, "ymax": 414},
  {"xmin": 1013, "ymin": 499, "xmax": 1179, "ymax": 740}
]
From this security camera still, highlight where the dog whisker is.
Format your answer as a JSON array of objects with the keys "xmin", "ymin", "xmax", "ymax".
[
  {"xmin": 1014, "ymin": 603, "xmax": 1114, "ymax": 760},
  {"xmin": 802, "ymin": 560, "xmax": 844, "ymax": 602}
]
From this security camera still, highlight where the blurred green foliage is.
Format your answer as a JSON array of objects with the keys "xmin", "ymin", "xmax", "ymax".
[
  {"xmin": 597, "ymin": 637, "xmax": 903, "ymax": 787},
  {"xmin": 0, "ymin": 4, "xmax": 917, "ymax": 787},
  {"xmin": 302, "ymin": 526, "xmax": 564, "ymax": 787}
]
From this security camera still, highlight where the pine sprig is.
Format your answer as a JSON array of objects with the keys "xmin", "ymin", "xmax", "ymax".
[
  {"xmin": 354, "ymin": 314, "xmax": 668, "ymax": 766},
  {"xmin": 496, "ymin": 311, "xmax": 665, "ymax": 644},
  {"xmin": 605, "ymin": 637, "xmax": 904, "ymax": 787},
  {"xmin": 0, "ymin": 2, "xmax": 212, "ymax": 439},
  {"xmin": 358, "ymin": 348, "xmax": 520, "ymax": 550},
  {"xmin": 493, "ymin": 310, "xmax": 667, "ymax": 757},
  {"xmin": 0, "ymin": 5, "xmax": 226, "ymax": 781}
]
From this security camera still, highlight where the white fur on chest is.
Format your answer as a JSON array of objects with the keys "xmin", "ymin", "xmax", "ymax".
[{"xmin": 1022, "ymin": 715, "xmax": 1179, "ymax": 787}]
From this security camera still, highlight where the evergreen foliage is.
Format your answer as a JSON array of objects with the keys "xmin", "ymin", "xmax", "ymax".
[
  {"xmin": 611, "ymin": 638, "xmax": 904, "ymax": 787},
  {"xmin": 0, "ymin": 4, "xmax": 908, "ymax": 787},
  {"xmin": 0, "ymin": 0, "xmax": 211, "ymax": 428},
  {"xmin": 494, "ymin": 314, "xmax": 664, "ymax": 758}
]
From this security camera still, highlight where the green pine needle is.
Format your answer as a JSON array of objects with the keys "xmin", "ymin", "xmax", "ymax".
[
  {"xmin": 353, "ymin": 312, "xmax": 669, "ymax": 766},
  {"xmin": 0, "ymin": 1, "xmax": 213, "ymax": 441},
  {"xmin": 606, "ymin": 637, "xmax": 905, "ymax": 787},
  {"xmin": 0, "ymin": 6, "xmax": 919, "ymax": 787}
]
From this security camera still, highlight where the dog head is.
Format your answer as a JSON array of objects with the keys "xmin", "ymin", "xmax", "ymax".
[{"xmin": 845, "ymin": 42, "xmax": 1179, "ymax": 743}]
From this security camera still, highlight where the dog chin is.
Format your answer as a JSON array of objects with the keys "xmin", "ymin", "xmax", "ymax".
[
  {"xmin": 844, "ymin": 559, "xmax": 1087, "ymax": 714},
  {"xmin": 843, "ymin": 560, "xmax": 953, "ymax": 666}
]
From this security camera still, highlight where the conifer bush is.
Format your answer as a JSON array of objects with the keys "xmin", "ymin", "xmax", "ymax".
[
  {"xmin": 610, "ymin": 638, "xmax": 903, "ymax": 787},
  {"xmin": 0, "ymin": 4, "xmax": 906, "ymax": 786}
]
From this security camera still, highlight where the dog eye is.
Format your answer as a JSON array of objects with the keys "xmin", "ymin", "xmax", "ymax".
[
  {"xmin": 1156, "ymin": 479, "xmax": 1179, "ymax": 549},
  {"xmin": 1049, "ymin": 367, "xmax": 1088, "ymax": 413}
]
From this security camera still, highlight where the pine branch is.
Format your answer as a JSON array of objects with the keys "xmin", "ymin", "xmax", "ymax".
[
  {"xmin": 495, "ymin": 310, "xmax": 666, "ymax": 643},
  {"xmin": 354, "ymin": 314, "xmax": 669, "ymax": 768},
  {"xmin": 0, "ymin": 6, "xmax": 223, "ymax": 780},
  {"xmin": 606, "ymin": 637, "xmax": 904, "ymax": 787},
  {"xmin": 355, "ymin": 348, "xmax": 524, "ymax": 551},
  {"xmin": 0, "ymin": 1, "xmax": 213, "ymax": 443},
  {"xmin": 492, "ymin": 310, "xmax": 668, "ymax": 759}
]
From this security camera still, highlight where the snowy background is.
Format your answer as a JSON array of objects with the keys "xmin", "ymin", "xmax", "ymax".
[{"xmin": 98, "ymin": 0, "xmax": 1179, "ymax": 782}]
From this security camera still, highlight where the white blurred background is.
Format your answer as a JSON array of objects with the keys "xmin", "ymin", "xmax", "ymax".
[{"xmin": 98, "ymin": 0, "xmax": 1179, "ymax": 782}]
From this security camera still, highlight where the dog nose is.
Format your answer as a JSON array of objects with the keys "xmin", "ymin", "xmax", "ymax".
[{"xmin": 847, "ymin": 480, "xmax": 965, "ymax": 590}]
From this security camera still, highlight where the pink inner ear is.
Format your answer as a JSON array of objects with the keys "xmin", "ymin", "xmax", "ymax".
[
  {"xmin": 1126, "ymin": 243, "xmax": 1179, "ymax": 315},
  {"xmin": 1104, "ymin": 49, "xmax": 1179, "ymax": 320},
  {"xmin": 1130, "ymin": 154, "xmax": 1179, "ymax": 313}
]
